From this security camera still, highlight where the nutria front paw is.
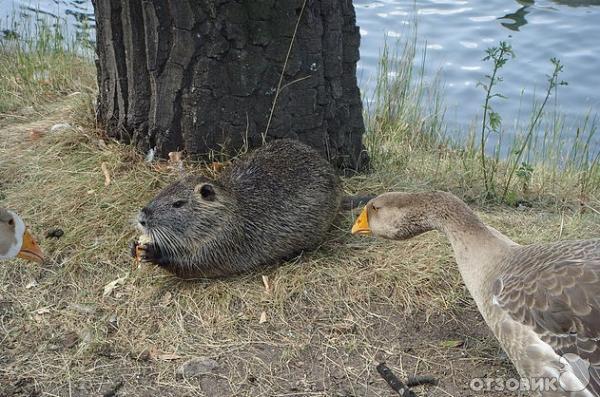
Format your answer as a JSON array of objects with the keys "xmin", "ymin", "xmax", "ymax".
[
  {"xmin": 137, "ymin": 243, "xmax": 156, "ymax": 263},
  {"xmin": 133, "ymin": 241, "xmax": 170, "ymax": 267}
]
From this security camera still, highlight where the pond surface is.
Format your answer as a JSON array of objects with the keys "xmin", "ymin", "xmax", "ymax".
[
  {"xmin": 1, "ymin": 0, "xmax": 599, "ymax": 146},
  {"xmin": 355, "ymin": 0, "xmax": 600, "ymax": 146}
]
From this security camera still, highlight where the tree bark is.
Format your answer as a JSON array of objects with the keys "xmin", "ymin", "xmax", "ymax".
[{"xmin": 92, "ymin": 0, "xmax": 368, "ymax": 172}]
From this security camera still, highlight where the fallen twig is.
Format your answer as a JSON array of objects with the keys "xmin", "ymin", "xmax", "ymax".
[
  {"xmin": 376, "ymin": 363, "xmax": 417, "ymax": 397},
  {"xmin": 407, "ymin": 375, "xmax": 438, "ymax": 387}
]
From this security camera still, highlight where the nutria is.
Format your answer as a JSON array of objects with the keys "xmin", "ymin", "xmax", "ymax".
[{"xmin": 133, "ymin": 139, "xmax": 365, "ymax": 279}]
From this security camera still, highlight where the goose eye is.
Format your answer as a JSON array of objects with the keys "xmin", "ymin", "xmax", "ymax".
[
  {"xmin": 371, "ymin": 204, "xmax": 379, "ymax": 212},
  {"xmin": 8, "ymin": 218, "xmax": 14, "ymax": 226},
  {"xmin": 172, "ymin": 200, "xmax": 187, "ymax": 208}
]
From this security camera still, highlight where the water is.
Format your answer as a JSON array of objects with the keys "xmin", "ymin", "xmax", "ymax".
[{"xmin": 1, "ymin": 0, "xmax": 599, "ymax": 146}]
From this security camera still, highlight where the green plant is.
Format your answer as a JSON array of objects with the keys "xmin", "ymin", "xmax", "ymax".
[
  {"xmin": 501, "ymin": 57, "xmax": 567, "ymax": 202},
  {"xmin": 477, "ymin": 41, "xmax": 514, "ymax": 199},
  {"xmin": 515, "ymin": 162, "xmax": 534, "ymax": 193}
]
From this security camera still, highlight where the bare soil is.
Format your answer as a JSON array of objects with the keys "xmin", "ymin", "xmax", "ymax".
[{"xmin": 0, "ymin": 291, "xmax": 514, "ymax": 397}]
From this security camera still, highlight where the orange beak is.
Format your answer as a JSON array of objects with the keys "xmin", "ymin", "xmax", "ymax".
[
  {"xmin": 351, "ymin": 207, "xmax": 371, "ymax": 235},
  {"xmin": 16, "ymin": 229, "xmax": 44, "ymax": 263}
]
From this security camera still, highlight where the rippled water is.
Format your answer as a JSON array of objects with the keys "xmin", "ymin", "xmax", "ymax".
[
  {"xmin": 1, "ymin": 0, "xmax": 599, "ymax": 143},
  {"xmin": 356, "ymin": 0, "xmax": 600, "ymax": 141}
]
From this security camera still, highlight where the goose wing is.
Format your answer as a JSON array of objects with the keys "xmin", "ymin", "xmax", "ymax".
[{"xmin": 493, "ymin": 242, "xmax": 600, "ymax": 395}]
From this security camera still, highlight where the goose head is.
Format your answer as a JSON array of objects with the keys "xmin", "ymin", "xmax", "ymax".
[
  {"xmin": 0, "ymin": 208, "xmax": 44, "ymax": 263},
  {"xmin": 351, "ymin": 192, "xmax": 443, "ymax": 240}
]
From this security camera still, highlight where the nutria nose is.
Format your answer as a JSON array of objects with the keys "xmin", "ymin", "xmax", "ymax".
[{"xmin": 138, "ymin": 207, "xmax": 151, "ymax": 227}]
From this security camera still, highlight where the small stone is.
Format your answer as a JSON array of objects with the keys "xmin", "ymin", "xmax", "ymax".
[
  {"xmin": 25, "ymin": 279, "xmax": 38, "ymax": 289},
  {"xmin": 176, "ymin": 357, "xmax": 219, "ymax": 379},
  {"xmin": 50, "ymin": 123, "xmax": 72, "ymax": 133}
]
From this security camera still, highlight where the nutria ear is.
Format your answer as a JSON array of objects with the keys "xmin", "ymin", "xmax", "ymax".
[{"xmin": 195, "ymin": 183, "xmax": 216, "ymax": 201}]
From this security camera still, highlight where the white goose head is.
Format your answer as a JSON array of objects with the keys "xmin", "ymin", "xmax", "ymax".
[{"xmin": 0, "ymin": 208, "xmax": 44, "ymax": 263}]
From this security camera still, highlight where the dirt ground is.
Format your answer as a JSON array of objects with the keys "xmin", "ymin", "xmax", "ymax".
[
  {"xmin": 0, "ymin": 289, "xmax": 514, "ymax": 397},
  {"xmin": 1, "ymin": 103, "xmax": 598, "ymax": 397}
]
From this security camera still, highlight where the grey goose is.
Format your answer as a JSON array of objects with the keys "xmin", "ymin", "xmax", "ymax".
[{"xmin": 352, "ymin": 191, "xmax": 600, "ymax": 396}]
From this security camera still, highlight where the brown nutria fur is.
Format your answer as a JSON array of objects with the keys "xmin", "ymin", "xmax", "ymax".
[{"xmin": 134, "ymin": 139, "xmax": 345, "ymax": 279}]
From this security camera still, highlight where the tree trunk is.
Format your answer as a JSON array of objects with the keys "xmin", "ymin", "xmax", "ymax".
[{"xmin": 92, "ymin": 0, "xmax": 368, "ymax": 172}]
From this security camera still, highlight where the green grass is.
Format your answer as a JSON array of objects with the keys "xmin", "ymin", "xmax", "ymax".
[{"xmin": 0, "ymin": 14, "xmax": 95, "ymax": 117}]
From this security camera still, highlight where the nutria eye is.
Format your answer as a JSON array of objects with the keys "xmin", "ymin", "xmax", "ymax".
[
  {"xmin": 371, "ymin": 204, "xmax": 379, "ymax": 212},
  {"xmin": 8, "ymin": 219, "xmax": 14, "ymax": 226},
  {"xmin": 172, "ymin": 200, "xmax": 187, "ymax": 208}
]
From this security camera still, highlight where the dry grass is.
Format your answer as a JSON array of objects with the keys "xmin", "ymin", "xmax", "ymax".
[{"xmin": 1, "ymin": 98, "xmax": 599, "ymax": 396}]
